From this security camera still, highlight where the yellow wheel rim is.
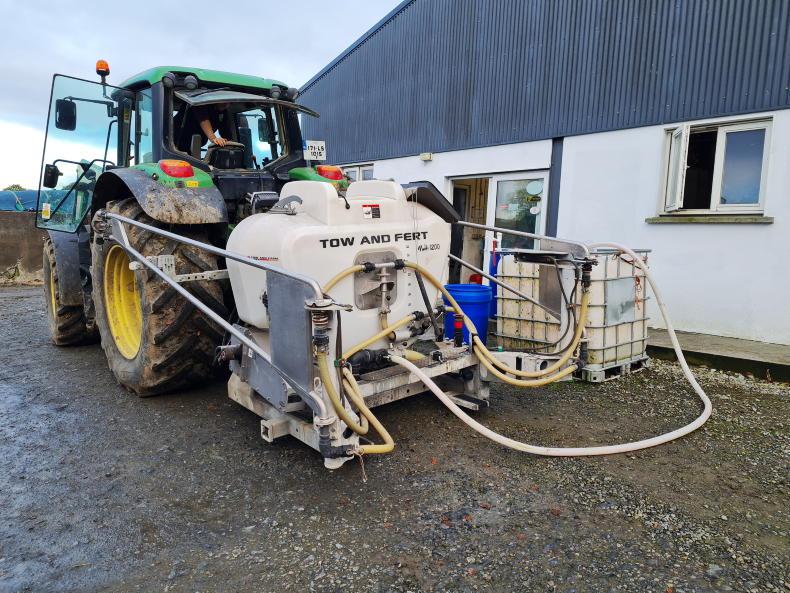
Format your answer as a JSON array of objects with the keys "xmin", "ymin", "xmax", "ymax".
[
  {"xmin": 49, "ymin": 265, "xmax": 57, "ymax": 316},
  {"xmin": 103, "ymin": 245, "xmax": 142, "ymax": 359}
]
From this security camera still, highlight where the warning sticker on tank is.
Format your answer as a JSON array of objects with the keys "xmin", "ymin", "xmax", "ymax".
[{"xmin": 362, "ymin": 204, "xmax": 381, "ymax": 219}]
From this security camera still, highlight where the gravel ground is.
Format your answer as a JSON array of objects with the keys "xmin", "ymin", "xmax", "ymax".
[{"xmin": 1, "ymin": 286, "xmax": 787, "ymax": 593}]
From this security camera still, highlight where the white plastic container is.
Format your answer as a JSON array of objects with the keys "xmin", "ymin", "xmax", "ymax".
[
  {"xmin": 226, "ymin": 180, "xmax": 450, "ymax": 350},
  {"xmin": 494, "ymin": 248, "xmax": 651, "ymax": 381}
]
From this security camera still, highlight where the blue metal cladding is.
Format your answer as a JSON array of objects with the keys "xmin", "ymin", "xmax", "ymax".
[{"xmin": 300, "ymin": 0, "xmax": 790, "ymax": 165}]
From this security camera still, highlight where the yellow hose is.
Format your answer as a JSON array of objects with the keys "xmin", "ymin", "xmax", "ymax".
[
  {"xmin": 342, "ymin": 314, "xmax": 415, "ymax": 360},
  {"xmin": 402, "ymin": 349, "xmax": 426, "ymax": 362},
  {"xmin": 324, "ymin": 264, "xmax": 395, "ymax": 338},
  {"xmin": 474, "ymin": 346, "xmax": 578, "ymax": 386},
  {"xmin": 405, "ymin": 261, "xmax": 588, "ymax": 379},
  {"xmin": 323, "ymin": 264, "xmax": 364, "ymax": 293},
  {"xmin": 316, "ymin": 351, "xmax": 368, "ymax": 435},
  {"xmin": 343, "ymin": 377, "xmax": 370, "ymax": 434},
  {"xmin": 342, "ymin": 368, "xmax": 395, "ymax": 454},
  {"xmin": 471, "ymin": 290, "xmax": 590, "ymax": 377},
  {"xmin": 319, "ymin": 265, "xmax": 401, "ymax": 455},
  {"xmin": 314, "ymin": 259, "xmax": 580, "ymax": 461}
]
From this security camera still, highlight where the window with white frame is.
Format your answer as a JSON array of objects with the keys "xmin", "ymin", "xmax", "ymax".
[
  {"xmin": 342, "ymin": 164, "xmax": 374, "ymax": 182},
  {"xmin": 663, "ymin": 119, "xmax": 770, "ymax": 213}
]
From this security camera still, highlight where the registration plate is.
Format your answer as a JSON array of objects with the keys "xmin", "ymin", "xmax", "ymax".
[{"xmin": 303, "ymin": 140, "xmax": 326, "ymax": 161}]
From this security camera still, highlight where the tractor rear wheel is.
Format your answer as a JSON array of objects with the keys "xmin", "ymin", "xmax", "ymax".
[
  {"xmin": 91, "ymin": 198, "xmax": 227, "ymax": 396},
  {"xmin": 43, "ymin": 237, "xmax": 96, "ymax": 345}
]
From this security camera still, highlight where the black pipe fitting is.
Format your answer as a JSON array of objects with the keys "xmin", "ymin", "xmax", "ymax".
[
  {"xmin": 215, "ymin": 344, "xmax": 242, "ymax": 365},
  {"xmin": 453, "ymin": 312, "xmax": 463, "ymax": 347},
  {"xmin": 318, "ymin": 427, "xmax": 355, "ymax": 459},
  {"xmin": 362, "ymin": 262, "xmax": 376, "ymax": 273},
  {"xmin": 581, "ymin": 261, "xmax": 593, "ymax": 288},
  {"xmin": 347, "ymin": 349, "xmax": 389, "ymax": 369},
  {"xmin": 393, "ymin": 259, "xmax": 405, "ymax": 270}
]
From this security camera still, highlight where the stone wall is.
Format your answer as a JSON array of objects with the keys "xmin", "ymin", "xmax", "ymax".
[{"xmin": 0, "ymin": 212, "xmax": 46, "ymax": 284}]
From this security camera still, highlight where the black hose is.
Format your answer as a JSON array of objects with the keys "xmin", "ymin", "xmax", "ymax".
[
  {"xmin": 414, "ymin": 270, "xmax": 442, "ymax": 340},
  {"xmin": 501, "ymin": 259, "xmax": 581, "ymax": 355}
]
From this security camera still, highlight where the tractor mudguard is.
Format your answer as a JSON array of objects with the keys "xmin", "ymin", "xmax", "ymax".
[
  {"xmin": 93, "ymin": 168, "xmax": 228, "ymax": 225},
  {"xmin": 47, "ymin": 229, "xmax": 89, "ymax": 307}
]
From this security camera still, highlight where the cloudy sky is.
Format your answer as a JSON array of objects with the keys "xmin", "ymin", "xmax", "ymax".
[{"xmin": 0, "ymin": 0, "xmax": 401, "ymax": 188}]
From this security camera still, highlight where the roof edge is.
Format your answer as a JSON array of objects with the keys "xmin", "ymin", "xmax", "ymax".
[{"xmin": 300, "ymin": 0, "xmax": 416, "ymax": 93}]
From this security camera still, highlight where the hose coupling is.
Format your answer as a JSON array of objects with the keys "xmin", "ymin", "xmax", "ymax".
[
  {"xmin": 312, "ymin": 333, "xmax": 330, "ymax": 352},
  {"xmin": 362, "ymin": 261, "xmax": 376, "ymax": 273},
  {"xmin": 581, "ymin": 261, "xmax": 594, "ymax": 289},
  {"xmin": 393, "ymin": 259, "xmax": 405, "ymax": 270},
  {"xmin": 412, "ymin": 310, "xmax": 426, "ymax": 321},
  {"xmin": 347, "ymin": 349, "xmax": 388, "ymax": 370}
]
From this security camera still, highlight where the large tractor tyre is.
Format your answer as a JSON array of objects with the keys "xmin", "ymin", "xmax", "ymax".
[
  {"xmin": 91, "ymin": 198, "xmax": 228, "ymax": 396},
  {"xmin": 43, "ymin": 237, "xmax": 97, "ymax": 346}
]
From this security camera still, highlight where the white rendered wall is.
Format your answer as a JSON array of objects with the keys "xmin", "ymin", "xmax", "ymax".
[
  {"xmin": 369, "ymin": 141, "xmax": 552, "ymax": 199},
  {"xmin": 558, "ymin": 110, "xmax": 790, "ymax": 345},
  {"xmin": 358, "ymin": 110, "xmax": 789, "ymax": 345}
]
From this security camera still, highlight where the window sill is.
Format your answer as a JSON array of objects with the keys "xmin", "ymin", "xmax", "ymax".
[{"xmin": 645, "ymin": 214, "xmax": 773, "ymax": 224}]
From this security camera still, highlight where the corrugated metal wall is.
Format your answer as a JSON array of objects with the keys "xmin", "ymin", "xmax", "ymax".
[{"xmin": 300, "ymin": 0, "xmax": 790, "ymax": 164}]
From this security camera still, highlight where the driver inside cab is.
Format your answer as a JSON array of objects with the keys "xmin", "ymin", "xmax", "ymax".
[{"xmin": 174, "ymin": 103, "xmax": 233, "ymax": 153}]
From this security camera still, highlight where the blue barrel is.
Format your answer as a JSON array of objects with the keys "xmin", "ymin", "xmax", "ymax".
[{"xmin": 443, "ymin": 284, "xmax": 493, "ymax": 345}]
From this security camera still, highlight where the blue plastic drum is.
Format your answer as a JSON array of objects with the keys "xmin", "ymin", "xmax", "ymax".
[{"xmin": 443, "ymin": 284, "xmax": 493, "ymax": 345}]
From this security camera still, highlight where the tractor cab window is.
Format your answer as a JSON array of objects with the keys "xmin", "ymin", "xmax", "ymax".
[
  {"xmin": 36, "ymin": 74, "xmax": 140, "ymax": 232},
  {"xmin": 171, "ymin": 89, "xmax": 286, "ymax": 170},
  {"xmin": 236, "ymin": 106, "xmax": 283, "ymax": 167}
]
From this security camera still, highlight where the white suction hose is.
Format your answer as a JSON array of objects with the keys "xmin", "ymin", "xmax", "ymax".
[{"xmin": 390, "ymin": 244, "xmax": 713, "ymax": 457}]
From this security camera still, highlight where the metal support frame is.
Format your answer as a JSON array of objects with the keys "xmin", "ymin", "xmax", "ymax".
[
  {"xmin": 129, "ymin": 255, "xmax": 229, "ymax": 283},
  {"xmin": 356, "ymin": 347, "xmax": 488, "ymax": 410},
  {"xmin": 455, "ymin": 220, "xmax": 591, "ymax": 258},
  {"xmin": 100, "ymin": 210, "xmax": 331, "ymax": 420},
  {"xmin": 449, "ymin": 253, "xmax": 550, "ymax": 314}
]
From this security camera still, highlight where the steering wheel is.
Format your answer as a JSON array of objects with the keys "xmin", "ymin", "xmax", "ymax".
[{"xmin": 207, "ymin": 140, "xmax": 245, "ymax": 149}]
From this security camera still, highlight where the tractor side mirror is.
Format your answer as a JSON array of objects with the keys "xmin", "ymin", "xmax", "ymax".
[
  {"xmin": 257, "ymin": 118, "xmax": 266, "ymax": 142},
  {"xmin": 55, "ymin": 99, "xmax": 77, "ymax": 131},
  {"xmin": 43, "ymin": 164, "xmax": 61, "ymax": 188}
]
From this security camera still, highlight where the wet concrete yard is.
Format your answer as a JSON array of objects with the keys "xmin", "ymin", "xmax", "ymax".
[{"xmin": 1, "ymin": 287, "xmax": 787, "ymax": 592}]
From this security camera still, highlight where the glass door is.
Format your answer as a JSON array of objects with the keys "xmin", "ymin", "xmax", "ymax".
[{"xmin": 483, "ymin": 171, "xmax": 548, "ymax": 273}]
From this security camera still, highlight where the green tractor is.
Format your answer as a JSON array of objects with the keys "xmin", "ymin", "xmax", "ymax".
[{"xmin": 37, "ymin": 62, "xmax": 345, "ymax": 395}]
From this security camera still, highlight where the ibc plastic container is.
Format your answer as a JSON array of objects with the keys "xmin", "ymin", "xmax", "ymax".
[{"xmin": 494, "ymin": 249, "xmax": 651, "ymax": 381}]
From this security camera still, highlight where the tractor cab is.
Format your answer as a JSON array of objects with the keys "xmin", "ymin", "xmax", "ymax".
[{"xmin": 36, "ymin": 63, "xmax": 337, "ymax": 234}]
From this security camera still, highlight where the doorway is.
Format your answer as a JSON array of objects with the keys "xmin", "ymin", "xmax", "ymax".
[{"xmin": 449, "ymin": 178, "xmax": 489, "ymax": 283}]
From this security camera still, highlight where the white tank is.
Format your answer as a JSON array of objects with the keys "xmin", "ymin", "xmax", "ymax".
[{"xmin": 226, "ymin": 180, "xmax": 451, "ymax": 350}]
